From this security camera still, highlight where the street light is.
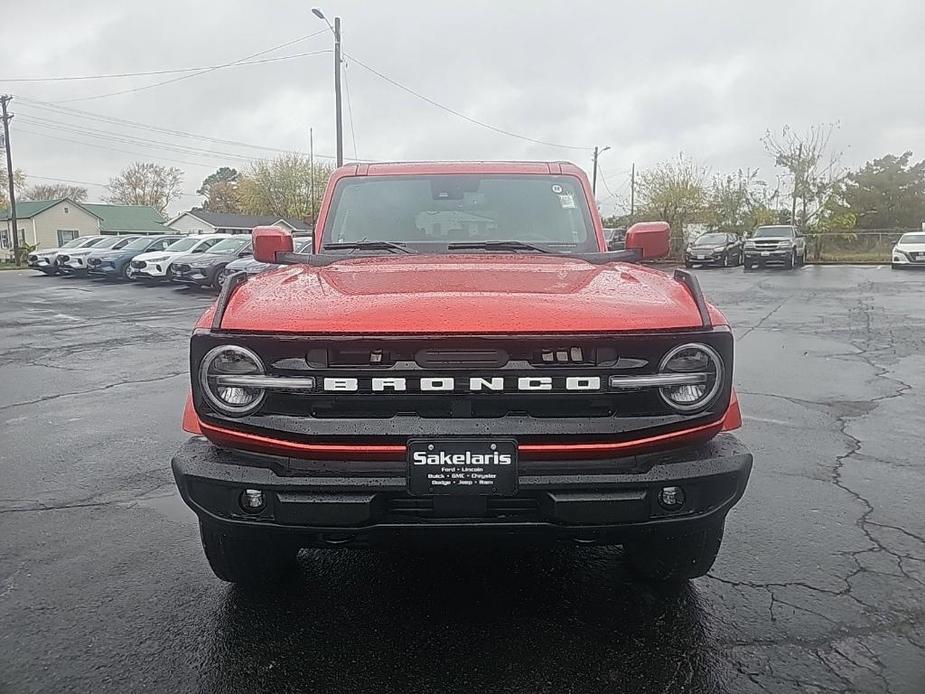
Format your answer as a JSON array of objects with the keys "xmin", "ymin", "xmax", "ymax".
[
  {"xmin": 591, "ymin": 145, "xmax": 611, "ymax": 196},
  {"xmin": 312, "ymin": 7, "xmax": 343, "ymax": 167}
]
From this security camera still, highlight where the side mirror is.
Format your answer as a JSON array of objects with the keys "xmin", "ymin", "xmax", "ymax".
[
  {"xmin": 624, "ymin": 221, "xmax": 670, "ymax": 259},
  {"xmin": 252, "ymin": 226, "xmax": 293, "ymax": 263}
]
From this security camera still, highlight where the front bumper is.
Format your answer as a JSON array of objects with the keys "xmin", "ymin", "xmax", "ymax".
[
  {"xmin": 172, "ymin": 268, "xmax": 213, "ymax": 286},
  {"xmin": 686, "ymin": 251, "xmax": 723, "ymax": 264},
  {"xmin": 87, "ymin": 262, "xmax": 121, "ymax": 277},
  {"xmin": 172, "ymin": 433, "xmax": 752, "ymax": 544},
  {"xmin": 892, "ymin": 252, "xmax": 925, "ymax": 266},
  {"xmin": 29, "ymin": 257, "xmax": 57, "ymax": 273}
]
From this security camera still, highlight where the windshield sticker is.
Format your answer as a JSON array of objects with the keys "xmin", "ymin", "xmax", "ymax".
[
  {"xmin": 558, "ymin": 193, "xmax": 576, "ymax": 209},
  {"xmin": 551, "ymin": 184, "xmax": 563, "ymax": 194}
]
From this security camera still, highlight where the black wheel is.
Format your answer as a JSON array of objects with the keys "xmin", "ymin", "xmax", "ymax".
[
  {"xmin": 165, "ymin": 266, "xmax": 174, "ymax": 282},
  {"xmin": 211, "ymin": 266, "xmax": 227, "ymax": 291},
  {"xmin": 120, "ymin": 263, "xmax": 133, "ymax": 281},
  {"xmin": 684, "ymin": 261, "xmax": 693, "ymax": 269},
  {"xmin": 784, "ymin": 250, "xmax": 795, "ymax": 269},
  {"xmin": 743, "ymin": 260, "xmax": 753, "ymax": 271},
  {"xmin": 722, "ymin": 253, "xmax": 730, "ymax": 268},
  {"xmin": 624, "ymin": 521, "xmax": 724, "ymax": 582},
  {"xmin": 199, "ymin": 521, "xmax": 299, "ymax": 586}
]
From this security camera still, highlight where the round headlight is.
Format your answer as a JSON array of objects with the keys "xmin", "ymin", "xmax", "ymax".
[
  {"xmin": 658, "ymin": 343, "xmax": 723, "ymax": 412},
  {"xmin": 199, "ymin": 345, "xmax": 266, "ymax": 415}
]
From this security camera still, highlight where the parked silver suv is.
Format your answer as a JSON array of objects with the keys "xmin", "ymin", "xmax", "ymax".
[{"xmin": 743, "ymin": 225, "xmax": 806, "ymax": 270}]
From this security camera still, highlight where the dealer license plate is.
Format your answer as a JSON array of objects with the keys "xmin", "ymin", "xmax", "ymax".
[
  {"xmin": 761, "ymin": 251, "xmax": 770, "ymax": 256},
  {"xmin": 696, "ymin": 254, "xmax": 707, "ymax": 260},
  {"xmin": 407, "ymin": 439, "xmax": 517, "ymax": 496}
]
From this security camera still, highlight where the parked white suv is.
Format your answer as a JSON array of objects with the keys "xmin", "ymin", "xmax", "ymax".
[
  {"xmin": 891, "ymin": 232, "xmax": 925, "ymax": 269},
  {"xmin": 128, "ymin": 234, "xmax": 234, "ymax": 281},
  {"xmin": 28, "ymin": 236, "xmax": 104, "ymax": 275}
]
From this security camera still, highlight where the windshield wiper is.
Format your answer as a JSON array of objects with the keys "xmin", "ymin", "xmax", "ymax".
[
  {"xmin": 322, "ymin": 241, "xmax": 416, "ymax": 254},
  {"xmin": 446, "ymin": 240, "xmax": 565, "ymax": 254}
]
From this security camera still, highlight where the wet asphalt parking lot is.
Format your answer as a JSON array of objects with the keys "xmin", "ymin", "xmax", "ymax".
[{"xmin": 1, "ymin": 265, "xmax": 923, "ymax": 694}]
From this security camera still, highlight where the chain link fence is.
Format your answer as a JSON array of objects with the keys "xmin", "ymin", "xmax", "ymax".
[{"xmin": 803, "ymin": 229, "xmax": 919, "ymax": 262}]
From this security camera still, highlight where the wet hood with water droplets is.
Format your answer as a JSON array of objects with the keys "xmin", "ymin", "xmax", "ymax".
[{"xmin": 200, "ymin": 254, "xmax": 725, "ymax": 334}]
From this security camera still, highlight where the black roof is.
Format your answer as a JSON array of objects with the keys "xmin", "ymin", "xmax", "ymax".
[{"xmin": 181, "ymin": 211, "xmax": 312, "ymax": 231}]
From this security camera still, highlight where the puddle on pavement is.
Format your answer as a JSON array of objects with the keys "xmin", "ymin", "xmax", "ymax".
[{"xmin": 132, "ymin": 488, "xmax": 195, "ymax": 524}]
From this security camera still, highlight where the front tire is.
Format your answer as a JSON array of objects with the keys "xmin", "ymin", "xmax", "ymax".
[
  {"xmin": 784, "ymin": 250, "xmax": 795, "ymax": 269},
  {"xmin": 199, "ymin": 521, "xmax": 299, "ymax": 586},
  {"xmin": 624, "ymin": 521, "xmax": 724, "ymax": 582}
]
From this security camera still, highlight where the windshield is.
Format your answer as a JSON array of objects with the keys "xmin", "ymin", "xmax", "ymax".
[
  {"xmin": 88, "ymin": 236, "xmax": 124, "ymax": 250},
  {"xmin": 62, "ymin": 237, "xmax": 92, "ymax": 249},
  {"xmin": 753, "ymin": 226, "xmax": 794, "ymax": 238},
  {"xmin": 123, "ymin": 237, "xmax": 158, "ymax": 251},
  {"xmin": 208, "ymin": 237, "xmax": 251, "ymax": 253},
  {"xmin": 163, "ymin": 237, "xmax": 199, "ymax": 252},
  {"xmin": 694, "ymin": 233, "xmax": 728, "ymax": 245},
  {"xmin": 899, "ymin": 233, "xmax": 925, "ymax": 244},
  {"xmin": 322, "ymin": 174, "xmax": 597, "ymax": 251}
]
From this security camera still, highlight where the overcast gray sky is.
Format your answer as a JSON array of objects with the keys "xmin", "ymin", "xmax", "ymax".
[{"xmin": 3, "ymin": 0, "xmax": 924, "ymax": 216}]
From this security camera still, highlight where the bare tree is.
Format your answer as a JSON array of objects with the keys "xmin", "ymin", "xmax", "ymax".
[
  {"xmin": 22, "ymin": 183, "xmax": 88, "ymax": 202},
  {"xmin": 761, "ymin": 123, "xmax": 843, "ymax": 230},
  {"xmin": 105, "ymin": 162, "xmax": 183, "ymax": 213}
]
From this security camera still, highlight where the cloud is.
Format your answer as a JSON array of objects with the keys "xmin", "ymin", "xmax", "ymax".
[{"xmin": 2, "ymin": 0, "xmax": 924, "ymax": 215}]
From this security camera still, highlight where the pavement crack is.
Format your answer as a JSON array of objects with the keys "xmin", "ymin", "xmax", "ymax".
[{"xmin": 0, "ymin": 371, "xmax": 188, "ymax": 412}]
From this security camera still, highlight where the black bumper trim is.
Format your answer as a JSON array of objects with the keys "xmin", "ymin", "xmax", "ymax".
[{"xmin": 172, "ymin": 434, "xmax": 752, "ymax": 541}]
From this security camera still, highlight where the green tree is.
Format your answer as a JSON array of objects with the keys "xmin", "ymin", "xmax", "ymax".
[
  {"xmin": 105, "ymin": 162, "xmax": 182, "ymax": 214},
  {"xmin": 22, "ymin": 183, "xmax": 88, "ymax": 202},
  {"xmin": 705, "ymin": 169, "xmax": 778, "ymax": 234},
  {"xmin": 0, "ymin": 166, "xmax": 26, "ymax": 208},
  {"xmin": 237, "ymin": 154, "xmax": 331, "ymax": 219},
  {"xmin": 197, "ymin": 167, "xmax": 241, "ymax": 213},
  {"xmin": 837, "ymin": 151, "xmax": 925, "ymax": 229},
  {"xmin": 636, "ymin": 153, "xmax": 708, "ymax": 253}
]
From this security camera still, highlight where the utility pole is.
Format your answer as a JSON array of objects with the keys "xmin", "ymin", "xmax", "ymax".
[
  {"xmin": 1, "ymin": 95, "xmax": 20, "ymax": 266},
  {"xmin": 629, "ymin": 162, "xmax": 635, "ymax": 218},
  {"xmin": 333, "ymin": 17, "xmax": 343, "ymax": 167},
  {"xmin": 312, "ymin": 9, "xmax": 344, "ymax": 168},
  {"xmin": 791, "ymin": 142, "xmax": 802, "ymax": 226},
  {"xmin": 591, "ymin": 145, "xmax": 610, "ymax": 196},
  {"xmin": 309, "ymin": 127, "xmax": 315, "ymax": 227}
]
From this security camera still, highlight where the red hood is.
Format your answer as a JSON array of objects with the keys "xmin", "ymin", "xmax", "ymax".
[{"xmin": 201, "ymin": 255, "xmax": 725, "ymax": 334}]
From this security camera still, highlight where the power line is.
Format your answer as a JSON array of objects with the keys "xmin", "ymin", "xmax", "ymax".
[
  {"xmin": 16, "ymin": 114, "xmax": 272, "ymax": 164},
  {"xmin": 15, "ymin": 126, "xmax": 243, "ymax": 170},
  {"xmin": 17, "ymin": 97, "xmax": 370, "ymax": 161},
  {"xmin": 342, "ymin": 61, "xmax": 359, "ymax": 161},
  {"xmin": 343, "ymin": 51, "xmax": 593, "ymax": 152},
  {"xmin": 57, "ymin": 31, "xmax": 328, "ymax": 104},
  {"xmin": 0, "ymin": 50, "xmax": 331, "ymax": 83},
  {"xmin": 26, "ymin": 173, "xmax": 200, "ymax": 197}
]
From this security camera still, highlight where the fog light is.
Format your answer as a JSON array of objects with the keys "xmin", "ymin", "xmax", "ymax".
[
  {"xmin": 240, "ymin": 489, "xmax": 265, "ymax": 513},
  {"xmin": 658, "ymin": 486, "xmax": 685, "ymax": 510}
]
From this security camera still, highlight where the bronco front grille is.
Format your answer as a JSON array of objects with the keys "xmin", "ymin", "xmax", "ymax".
[{"xmin": 190, "ymin": 330, "xmax": 735, "ymax": 444}]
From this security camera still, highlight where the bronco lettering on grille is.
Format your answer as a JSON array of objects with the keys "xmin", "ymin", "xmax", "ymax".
[{"xmin": 321, "ymin": 376, "xmax": 602, "ymax": 393}]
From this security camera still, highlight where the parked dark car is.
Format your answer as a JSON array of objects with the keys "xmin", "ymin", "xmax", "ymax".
[
  {"xmin": 171, "ymin": 236, "xmax": 253, "ymax": 290},
  {"xmin": 685, "ymin": 233, "xmax": 744, "ymax": 268},
  {"xmin": 217, "ymin": 236, "xmax": 313, "ymax": 285},
  {"xmin": 604, "ymin": 227, "xmax": 627, "ymax": 251},
  {"xmin": 87, "ymin": 235, "xmax": 184, "ymax": 280}
]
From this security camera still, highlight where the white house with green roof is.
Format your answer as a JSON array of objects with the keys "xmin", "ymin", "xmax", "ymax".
[{"xmin": 0, "ymin": 198, "xmax": 173, "ymax": 260}]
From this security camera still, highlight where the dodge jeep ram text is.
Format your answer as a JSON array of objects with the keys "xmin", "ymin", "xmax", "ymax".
[{"xmin": 171, "ymin": 161, "xmax": 753, "ymax": 587}]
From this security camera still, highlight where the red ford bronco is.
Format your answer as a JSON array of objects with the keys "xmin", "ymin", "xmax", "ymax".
[{"xmin": 172, "ymin": 161, "xmax": 752, "ymax": 586}]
